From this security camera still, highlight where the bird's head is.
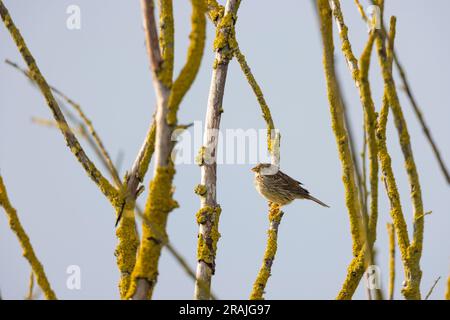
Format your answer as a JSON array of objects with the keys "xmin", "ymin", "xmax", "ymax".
[{"xmin": 251, "ymin": 163, "xmax": 278, "ymax": 175}]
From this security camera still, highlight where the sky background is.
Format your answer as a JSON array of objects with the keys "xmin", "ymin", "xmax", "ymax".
[{"xmin": 1, "ymin": 0, "xmax": 449, "ymax": 300}]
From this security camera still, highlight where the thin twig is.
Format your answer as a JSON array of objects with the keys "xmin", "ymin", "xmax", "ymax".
[
  {"xmin": 424, "ymin": 276, "xmax": 441, "ymax": 300},
  {"xmin": 5, "ymin": 59, "xmax": 122, "ymax": 187},
  {"xmin": 25, "ymin": 271, "xmax": 35, "ymax": 300},
  {"xmin": 0, "ymin": 2, "xmax": 119, "ymax": 207}
]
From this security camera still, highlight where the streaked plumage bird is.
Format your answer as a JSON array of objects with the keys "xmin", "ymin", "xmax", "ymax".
[{"xmin": 252, "ymin": 163, "xmax": 329, "ymax": 207}]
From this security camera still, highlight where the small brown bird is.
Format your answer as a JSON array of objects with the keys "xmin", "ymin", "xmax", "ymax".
[{"xmin": 252, "ymin": 163, "xmax": 329, "ymax": 207}]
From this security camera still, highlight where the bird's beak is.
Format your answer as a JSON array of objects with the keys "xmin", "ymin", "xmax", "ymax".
[{"xmin": 251, "ymin": 166, "xmax": 258, "ymax": 172}]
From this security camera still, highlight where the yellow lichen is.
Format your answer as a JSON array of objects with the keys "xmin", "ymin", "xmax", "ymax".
[
  {"xmin": 194, "ymin": 184, "xmax": 207, "ymax": 196},
  {"xmin": 213, "ymin": 11, "xmax": 236, "ymax": 63},
  {"xmin": 206, "ymin": 0, "xmax": 224, "ymax": 23},
  {"xmin": 196, "ymin": 206, "xmax": 222, "ymax": 266},
  {"xmin": 195, "ymin": 146, "xmax": 207, "ymax": 166},
  {"xmin": 115, "ymin": 196, "xmax": 139, "ymax": 299},
  {"xmin": 335, "ymin": 250, "xmax": 366, "ymax": 300},
  {"xmin": 157, "ymin": 0, "xmax": 174, "ymax": 88}
]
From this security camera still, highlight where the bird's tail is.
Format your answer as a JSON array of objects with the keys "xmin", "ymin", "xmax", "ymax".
[{"xmin": 306, "ymin": 194, "xmax": 330, "ymax": 208}]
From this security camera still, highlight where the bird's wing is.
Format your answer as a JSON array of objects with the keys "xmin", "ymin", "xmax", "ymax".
[
  {"xmin": 277, "ymin": 170, "xmax": 310, "ymax": 194},
  {"xmin": 281, "ymin": 171, "xmax": 303, "ymax": 185}
]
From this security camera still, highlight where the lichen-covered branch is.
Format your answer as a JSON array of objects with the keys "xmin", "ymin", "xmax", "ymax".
[
  {"xmin": 167, "ymin": 0, "xmax": 206, "ymax": 125},
  {"xmin": 0, "ymin": 1, "xmax": 119, "ymax": 207},
  {"xmin": 124, "ymin": 0, "xmax": 175, "ymax": 300},
  {"xmin": 234, "ymin": 49, "xmax": 275, "ymax": 154},
  {"xmin": 358, "ymin": 32, "xmax": 379, "ymax": 248},
  {"xmin": 326, "ymin": 0, "xmax": 384, "ymax": 300},
  {"xmin": 49, "ymin": 87, "xmax": 122, "ymax": 187},
  {"xmin": 250, "ymin": 204, "xmax": 283, "ymax": 300},
  {"xmin": 377, "ymin": 91, "xmax": 411, "ymax": 289},
  {"xmin": 328, "ymin": 0, "xmax": 379, "ymax": 239},
  {"xmin": 128, "ymin": 0, "xmax": 207, "ymax": 299},
  {"xmin": 387, "ymin": 223, "xmax": 396, "ymax": 300},
  {"xmin": 317, "ymin": 1, "xmax": 363, "ymax": 291},
  {"xmin": 194, "ymin": 0, "xmax": 240, "ymax": 300},
  {"xmin": 133, "ymin": 202, "xmax": 219, "ymax": 299},
  {"xmin": 0, "ymin": 176, "xmax": 57, "ymax": 300},
  {"xmin": 5, "ymin": 59, "xmax": 122, "ymax": 187},
  {"xmin": 376, "ymin": 17, "xmax": 424, "ymax": 300},
  {"xmin": 370, "ymin": 0, "xmax": 450, "ymax": 184}
]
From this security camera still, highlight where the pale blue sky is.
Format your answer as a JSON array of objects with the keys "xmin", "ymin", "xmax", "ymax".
[{"xmin": 1, "ymin": 0, "xmax": 449, "ymax": 299}]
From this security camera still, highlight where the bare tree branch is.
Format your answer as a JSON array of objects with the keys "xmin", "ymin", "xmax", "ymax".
[{"xmin": 194, "ymin": 0, "xmax": 241, "ymax": 300}]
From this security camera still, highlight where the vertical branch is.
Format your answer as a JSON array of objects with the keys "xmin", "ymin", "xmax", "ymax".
[
  {"xmin": 387, "ymin": 223, "xmax": 396, "ymax": 300},
  {"xmin": 377, "ymin": 91, "xmax": 411, "ymax": 295},
  {"xmin": 317, "ymin": 0, "xmax": 365, "ymax": 299},
  {"xmin": 125, "ymin": 0, "xmax": 173, "ymax": 300},
  {"xmin": 358, "ymin": 32, "xmax": 379, "ymax": 248},
  {"xmin": 319, "ymin": 0, "xmax": 363, "ymax": 255},
  {"xmin": 358, "ymin": 32, "xmax": 382, "ymax": 300},
  {"xmin": 128, "ymin": 0, "xmax": 206, "ymax": 300},
  {"xmin": 0, "ymin": 176, "xmax": 57, "ymax": 300},
  {"xmin": 250, "ymin": 204, "xmax": 283, "ymax": 300},
  {"xmin": 327, "ymin": 0, "xmax": 385, "ymax": 299},
  {"xmin": 194, "ymin": 0, "xmax": 240, "ymax": 300},
  {"xmin": 338, "ymin": 74, "xmax": 368, "ymax": 220},
  {"xmin": 376, "ymin": 17, "xmax": 424, "ymax": 300}
]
